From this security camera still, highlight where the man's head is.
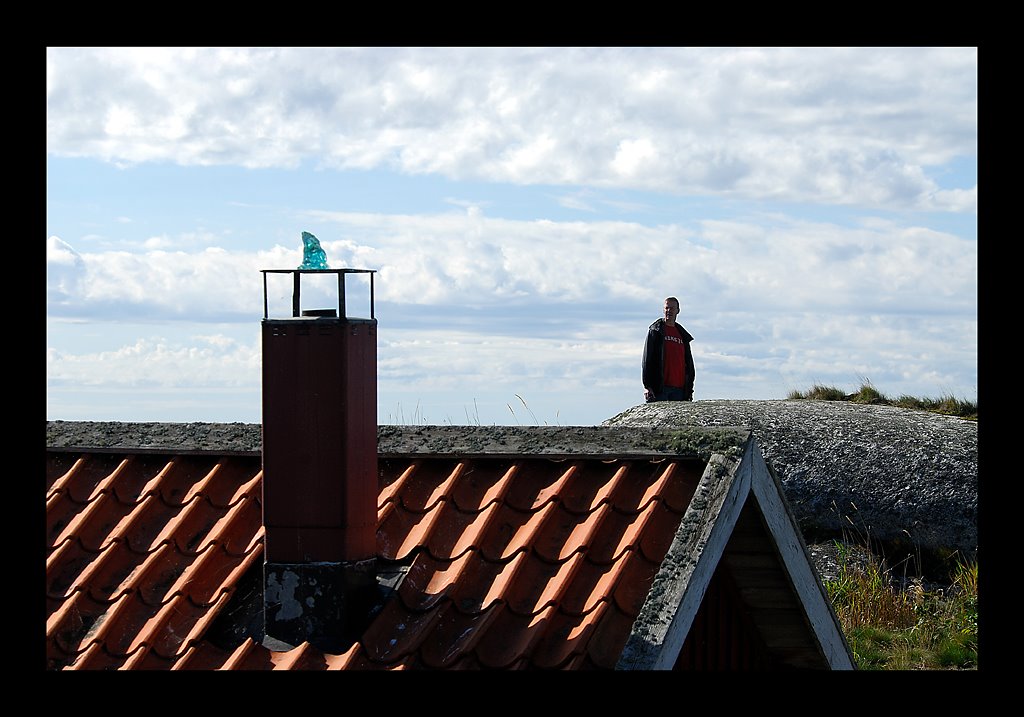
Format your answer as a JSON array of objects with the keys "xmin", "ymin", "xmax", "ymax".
[{"xmin": 663, "ymin": 297, "xmax": 680, "ymax": 324}]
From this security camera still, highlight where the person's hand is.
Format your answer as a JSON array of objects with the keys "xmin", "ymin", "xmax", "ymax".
[{"xmin": 643, "ymin": 388, "xmax": 653, "ymax": 402}]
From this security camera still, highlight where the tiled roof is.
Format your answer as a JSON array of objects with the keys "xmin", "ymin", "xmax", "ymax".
[{"xmin": 46, "ymin": 448, "xmax": 704, "ymax": 670}]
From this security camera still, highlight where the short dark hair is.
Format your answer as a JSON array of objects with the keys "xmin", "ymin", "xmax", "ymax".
[{"xmin": 665, "ymin": 296, "xmax": 680, "ymax": 308}]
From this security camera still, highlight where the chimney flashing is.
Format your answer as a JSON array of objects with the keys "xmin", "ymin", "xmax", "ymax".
[{"xmin": 263, "ymin": 559, "xmax": 379, "ymax": 653}]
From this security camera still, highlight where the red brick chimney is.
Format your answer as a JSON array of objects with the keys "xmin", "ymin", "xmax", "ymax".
[{"xmin": 259, "ymin": 268, "xmax": 378, "ymax": 651}]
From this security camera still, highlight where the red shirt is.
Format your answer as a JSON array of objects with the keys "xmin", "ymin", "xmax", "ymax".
[{"xmin": 662, "ymin": 323, "xmax": 687, "ymax": 387}]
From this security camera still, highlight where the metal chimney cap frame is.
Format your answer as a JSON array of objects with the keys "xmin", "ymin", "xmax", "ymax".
[{"xmin": 261, "ymin": 268, "xmax": 376, "ymax": 320}]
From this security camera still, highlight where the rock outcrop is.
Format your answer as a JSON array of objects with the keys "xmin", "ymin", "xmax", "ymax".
[{"xmin": 604, "ymin": 399, "xmax": 978, "ymax": 570}]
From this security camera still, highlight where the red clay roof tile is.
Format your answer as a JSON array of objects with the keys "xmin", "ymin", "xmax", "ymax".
[{"xmin": 46, "ymin": 449, "xmax": 703, "ymax": 670}]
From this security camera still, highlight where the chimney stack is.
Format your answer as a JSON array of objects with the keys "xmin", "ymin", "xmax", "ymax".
[{"xmin": 259, "ymin": 267, "xmax": 378, "ymax": 652}]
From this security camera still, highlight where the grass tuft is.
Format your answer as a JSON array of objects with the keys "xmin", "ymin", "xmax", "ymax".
[
  {"xmin": 789, "ymin": 381, "xmax": 976, "ymax": 420},
  {"xmin": 850, "ymin": 381, "xmax": 885, "ymax": 405},
  {"xmin": 787, "ymin": 383, "xmax": 848, "ymax": 401}
]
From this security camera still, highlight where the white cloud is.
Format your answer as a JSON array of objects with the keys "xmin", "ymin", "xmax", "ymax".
[
  {"xmin": 46, "ymin": 47, "xmax": 976, "ymax": 211},
  {"xmin": 46, "ymin": 201, "xmax": 977, "ymax": 422},
  {"xmin": 612, "ymin": 138, "xmax": 657, "ymax": 179},
  {"xmin": 47, "ymin": 236, "xmax": 86, "ymax": 303},
  {"xmin": 47, "ymin": 206, "xmax": 976, "ymax": 322},
  {"xmin": 922, "ymin": 185, "xmax": 978, "ymax": 213},
  {"xmin": 47, "ymin": 333, "xmax": 260, "ymax": 388}
]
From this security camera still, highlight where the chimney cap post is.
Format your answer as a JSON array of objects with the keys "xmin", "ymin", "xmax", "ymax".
[{"xmin": 261, "ymin": 268, "xmax": 376, "ymax": 320}]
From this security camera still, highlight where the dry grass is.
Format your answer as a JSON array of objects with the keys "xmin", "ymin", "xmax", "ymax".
[
  {"xmin": 830, "ymin": 554, "xmax": 978, "ymax": 670},
  {"xmin": 788, "ymin": 380, "xmax": 976, "ymax": 420},
  {"xmin": 823, "ymin": 503, "xmax": 978, "ymax": 671}
]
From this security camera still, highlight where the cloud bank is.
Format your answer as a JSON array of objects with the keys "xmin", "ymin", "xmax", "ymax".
[
  {"xmin": 45, "ymin": 47, "xmax": 978, "ymax": 425},
  {"xmin": 47, "ymin": 47, "xmax": 977, "ymax": 210}
]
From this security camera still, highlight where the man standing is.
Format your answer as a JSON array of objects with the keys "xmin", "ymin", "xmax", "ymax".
[{"xmin": 642, "ymin": 297, "xmax": 695, "ymax": 402}]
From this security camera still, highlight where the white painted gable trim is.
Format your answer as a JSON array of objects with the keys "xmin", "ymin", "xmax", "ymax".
[
  {"xmin": 617, "ymin": 447, "xmax": 749, "ymax": 669},
  {"xmin": 617, "ymin": 435, "xmax": 855, "ymax": 670},
  {"xmin": 745, "ymin": 439, "xmax": 855, "ymax": 670}
]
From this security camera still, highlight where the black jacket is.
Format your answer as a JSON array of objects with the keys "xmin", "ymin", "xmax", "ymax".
[{"xmin": 642, "ymin": 318, "xmax": 695, "ymax": 400}]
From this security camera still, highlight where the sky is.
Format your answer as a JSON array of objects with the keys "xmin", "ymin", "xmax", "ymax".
[{"xmin": 45, "ymin": 47, "xmax": 978, "ymax": 427}]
